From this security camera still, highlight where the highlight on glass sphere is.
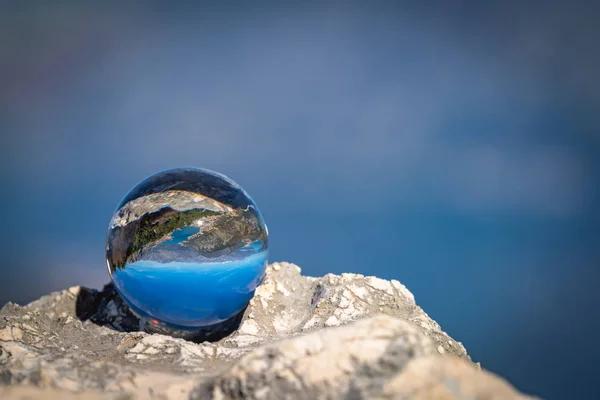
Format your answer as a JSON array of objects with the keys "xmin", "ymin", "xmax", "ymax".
[{"xmin": 105, "ymin": 167, "xmax": 268, "ymax": 331}]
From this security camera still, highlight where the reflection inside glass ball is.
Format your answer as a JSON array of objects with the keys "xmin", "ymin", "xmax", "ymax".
[{"xmin": 105, "ymin": 168, "xmax": 268, "ymax": 331}]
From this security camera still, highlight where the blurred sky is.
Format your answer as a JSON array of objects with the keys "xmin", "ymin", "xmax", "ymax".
[{"xmin": 1, "ymin": 2, "xmax": 599, "ymax": 399}]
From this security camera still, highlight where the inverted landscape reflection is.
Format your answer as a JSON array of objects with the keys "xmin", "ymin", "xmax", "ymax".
[{"xmin": 105, "ymin": 168, "xmax": 268, "ymax": 330}]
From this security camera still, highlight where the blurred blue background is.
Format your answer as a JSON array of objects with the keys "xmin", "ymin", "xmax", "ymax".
[{"xmin": 1, "ymin": 2, "xmax": 599, "ymax": 399}]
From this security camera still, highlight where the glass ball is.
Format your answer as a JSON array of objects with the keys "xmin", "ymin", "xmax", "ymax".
[{"xmin": 105, "ymin": 167, "xmax": 268, "ymax": 331}]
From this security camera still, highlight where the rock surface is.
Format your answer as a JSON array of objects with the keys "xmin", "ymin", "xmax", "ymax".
[{"xmin": 0, "ymin": 262, "xmax": 535, "ymax": 399}]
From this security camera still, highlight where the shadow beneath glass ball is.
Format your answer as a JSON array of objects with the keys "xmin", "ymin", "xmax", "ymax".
[{"xmin": 75, "ymin": 282, "xmax": 245, "ymax": 343}]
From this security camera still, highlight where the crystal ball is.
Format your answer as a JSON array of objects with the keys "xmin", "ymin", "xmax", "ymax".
[{"xmin": 105, "ymin": 167, "xmax": 268, "ymax": 331}]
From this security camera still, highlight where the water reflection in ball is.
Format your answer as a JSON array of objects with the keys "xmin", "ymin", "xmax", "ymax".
[{"xmin": 105, "ymin": 168, "xmax": 268, "ymax": 331}]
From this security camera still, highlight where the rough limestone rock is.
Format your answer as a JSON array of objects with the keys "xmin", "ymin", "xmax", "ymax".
[{"xmin": 0, "ymin": 262, "xmax": 534, "ymax": 399}]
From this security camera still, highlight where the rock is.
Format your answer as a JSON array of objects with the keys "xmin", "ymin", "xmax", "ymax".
[
  {"xmin": 0, "ymin": 385, "xmax": 112, "ymax": 399},
  {"xmin": 0, "ymin": 262, "xmax": 535, "ymax": 399},
  {"xmin": 212, "ymin": 316, "xmax": 437, "ymax": 399},
  {"xmin": 375, "ymin": 356, "xmax": 534, "ymax": 400}
]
